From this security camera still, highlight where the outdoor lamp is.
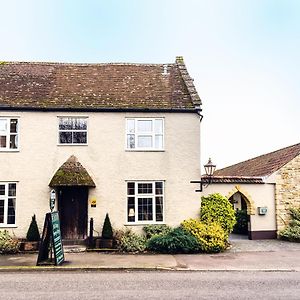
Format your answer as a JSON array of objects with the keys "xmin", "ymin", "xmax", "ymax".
[{"xmin": 191, "ymin": 158, "xmax": 216, "ymax": 192}]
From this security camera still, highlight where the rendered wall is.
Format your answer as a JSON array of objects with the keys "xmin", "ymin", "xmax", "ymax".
[{"xmin": 0, "ymin": 111, "xmax": 201, "ymax": 237}]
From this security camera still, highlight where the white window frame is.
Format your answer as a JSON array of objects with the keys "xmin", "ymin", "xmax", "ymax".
[
  {"xmin": 0, "ymin": 182, "xmax": 17, "ymax": 227},
  {"xmin": 0, "ymin": 117, "xmax": 19, "ymax": 151},
  {"xmin": 126, "ymin": 181, "xmax": 165, "ymax": 225},
  {"xmin": 58, "ymin": 117, "xmax": 88, "ymax": 145},
  {"xmin": 125, "ymin": 118, "xmax": 164, "ymax": 151}
]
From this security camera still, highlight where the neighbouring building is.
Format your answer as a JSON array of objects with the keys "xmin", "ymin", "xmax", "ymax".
[
  {"xmin": 0, "ymin": 57, "xmax": 203, "ymax": 240},
  {"xmin": 202, "ymin": 143, "xmax": 300, "ymax": 239}
]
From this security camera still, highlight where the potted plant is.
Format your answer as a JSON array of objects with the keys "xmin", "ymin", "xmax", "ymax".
[
  {"xmin": 100, "ymin": 213, "xmax": 114, "ymax": 248},
  {"xmin": 21, "ymin": 214, "xmax": 40, "ymax": 251}
]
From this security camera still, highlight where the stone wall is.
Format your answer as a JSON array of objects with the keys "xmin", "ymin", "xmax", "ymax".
[{"xmin": 275, "ymin": 154, "xmax": 300, "ymax": 232}]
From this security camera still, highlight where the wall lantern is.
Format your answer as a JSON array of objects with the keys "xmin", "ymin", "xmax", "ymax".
[{"xmin": 191, "ymin": 158, "xmax": 216, "ymax": 192}]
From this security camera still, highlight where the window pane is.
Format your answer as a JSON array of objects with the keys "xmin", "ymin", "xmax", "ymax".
[
  {"xmin": 0, "ymin": 185, "xmax": 5, "ymax": 195},
  {"xmin": 73, "ymin": 132, "xmax": 87, "ymax": 144},
  {"xmin": 9, "ymin": 135, "xmax": 18, "ymax": 149},
  {"xmin": 73, "ymin": 118, "xmax": 87, "ymax": 130},
  {"xmin": 0, "ymin": 136, "xmax": 6, "ymax": 148},
  {"xmin": 138, "ymin": 198, "xmax": 153, "ymax": 221},
  {"xmin": 59, "ymin": 118, "xmax": 73, "ymax": 130},
  {"xmin": 127, "ymin": 119, "xmax": 135, "ymax": 133},
  {"xmin": 10, "ymin": 119, "xmax": 18, "ymax": 133},
  {"xmin": 156, "ymin": 196, "xmax": 163, "ymax": 222},
  {"xmin": 137, "ymin": 136, "xmax": 152, "ymax": 148},
  {"xmin": 154, "ymin": 119, "xmax": 163, "ymax": 134},
  {"xmin": 137, "ymin": 120, "xmax": 152, "ymax": 132},
  {"xmin": 138, "ymin": 183, "xmax": 152, "ymax": 194},
  {"xmin": 0, "ymin": 119, "xmax": 7, "ymax": 132},
  {"xmin": 127, "ymin": 182, "xmax": 135, "ymax": 195},
  {"xmin": 127, "ymin": 197, "xmax": 135, "ymax": 222},
  {"xmin": 155, "ymin": 182, "xmax": 163, "ymax": 195},
  {"xmin": 7, "ymin": 198, "xmax": 15, "ymax": 224},
  {"xmin": 155, "ymin": 135, "xmax": 163, "ymax": 149},
  {"xmin": 0, "ymin": 199, "xmax": 4, "ymax": 223},
  {"xmin": 59, "ymin": 132, "xmax": 72, "ymax": 144},
  {"xmin": 127, "ymin": 134, "xmax": 135, "ymax": 149},
  {"xmin": 8, "ymin": 184, "xmax": 16, "ymax": 197}
]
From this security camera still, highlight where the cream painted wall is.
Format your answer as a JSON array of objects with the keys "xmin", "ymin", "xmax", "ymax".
[
  {"xmin": 0, "ymin": 111, "xmax": 201, "ymax": 238},
  {"xmin": 202, "ymin": 183, "xmax": 276, "ymax": 232}
]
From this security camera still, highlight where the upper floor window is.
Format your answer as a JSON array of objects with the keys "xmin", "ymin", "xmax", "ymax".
[
  {"xmin": 58, "ymin": 117, "xmax": 88, "ymax": 145},
  {"xmin": 0, "ymin": 118, "xmax": 18, "ymax": 151},
  {"xmin": 126, "ymin": 118, "xmax": 164, "ymax": 150},
  {"xmin": 0, "ymin": 183, "xmax": 16, "ymax": 226}
]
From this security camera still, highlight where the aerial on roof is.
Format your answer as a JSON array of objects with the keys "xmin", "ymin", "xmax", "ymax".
[
  {"xmin": 0, "ymin": 56, "xmax": 201, "ymax": 112},
  {"xmin": 214, "ymin": 143, "xmax": 300, "ymax": 180}
]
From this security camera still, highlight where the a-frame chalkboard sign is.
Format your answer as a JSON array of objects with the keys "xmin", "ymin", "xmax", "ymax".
[{"xmin": 37, "ymin": 212, "xmax": 65, "ymax": 266}]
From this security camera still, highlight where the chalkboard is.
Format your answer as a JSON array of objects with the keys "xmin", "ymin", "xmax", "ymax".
[{"xmin": 37, "ymin": 212, "xmax": 65, "ymax": 266}]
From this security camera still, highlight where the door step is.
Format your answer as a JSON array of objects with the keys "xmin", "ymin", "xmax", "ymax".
[
  {"xmin": 62, "ymin": 239, "xmax": 87, "ymax": 246},
  {"xmin": 62, "ymin": 239, "xmax": 87, "ymax": 253}
]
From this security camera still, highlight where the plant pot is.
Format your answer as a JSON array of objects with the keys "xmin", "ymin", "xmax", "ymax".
[
  {"xmin": 20, "ymin": 241, "xmax": 40, "ymax": 251},
  {"xmin": 99, "ymin": 238, "xmax": 113, "ymax": 249}
]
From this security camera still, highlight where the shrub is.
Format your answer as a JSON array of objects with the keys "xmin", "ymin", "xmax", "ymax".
[
  {"xmin": 200, "ymin": 193, "xmax": 236, "ymax": 235},
  {"xmin": 101, "ymin": 213, "xmax": 113, "ymax": 239},
  {"xmin": 233, "ymin": 209, "xmax": 248, "ymax": 234},
  {"xmin": 0, "ymin": 230, "xmax": 20, "ymax": 254},
  {"xmin": 280, "ymin": 207, "xmax": 300, "ymax": 242},
  {"xmin": 26, "ymin": 214, "xmax": 40, "ymax": 242},
  {"xmin": 143, "ymin": 224, "xmax": 172, "ymax": 239},
  {"xmin": 114, "ymin": 229, "xmax": 146, "ymax": 252},
  {"xmin": 181, "ymin": 219, "xmax": 227, "ymax": 253},
  {"xmin": 147, "ymin": 227, "xmax": 199, "ymax": 254}
]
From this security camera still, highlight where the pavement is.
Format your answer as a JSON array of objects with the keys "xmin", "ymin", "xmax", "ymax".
[{"xmin": 1, "ymin": 236, "xmax": 300, "ymax": 272}]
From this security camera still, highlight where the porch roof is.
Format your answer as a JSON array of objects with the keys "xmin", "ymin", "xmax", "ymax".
[{"xmin": 49, "ymin": 155, "xmax": 96, "ymax": 187}]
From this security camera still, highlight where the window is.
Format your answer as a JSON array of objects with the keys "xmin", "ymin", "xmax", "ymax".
[
  {"xmin": 127, "ymin": 181, "xmax": 164, "ymax": 223},
  {"xmin": 58, "ymin": 117, "xmax": 88, "ymax": 144},
  {"xmin": 0, "ymin": 118, "xmax": 18, "ymax": 150},
  {"xmin": 0, "ymin": 183, "xmax": 16, "ymax": 226},
  {"xmin": 126, "ymin": 118, "xmax": 164, "ymax": 150}
]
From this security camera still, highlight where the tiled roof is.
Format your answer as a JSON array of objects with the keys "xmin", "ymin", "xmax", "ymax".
[
  {"xmin": 0, "ymin": 57, "xmax": 201, "ymax": 111},
  {"xmin": 214, "ymin": 143, "xmax": 300, "ymax": 178}
]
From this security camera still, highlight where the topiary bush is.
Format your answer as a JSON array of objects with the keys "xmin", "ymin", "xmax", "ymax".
[
  {"xmin": 114, "ymin": 229, "xmax": 146, "ymax": 252},
  {"xmin": 181, "ymin": 218, "xmax": 227, "ymax": 253},
  {"xmin": 200, "ymin": 193, "xmax": 236, "ymax": 236},
  {"xmin": 101, "ymin": 213, "xmax": 113, "ymax": 239},
  {"xmin": 26, "ymin": 214, "xmax": 40, "ymax": 242},
  {"xmin": 0, "ymin": 230, "xmax": 20, "ymax": 254},
  {"xmin": 143, "ymin": 224, "xmax": 172, "ymax": 239},
  {"xmin": 147, "ymin": 227, "xmax": 200, "ymax": 254},
  {"xmin": 233, "ymin": 209, "xmax": 248, "ymax": 234},
  {"xmin": 280, "ymin": 207, "xmax": 300, "ymax": 242}
]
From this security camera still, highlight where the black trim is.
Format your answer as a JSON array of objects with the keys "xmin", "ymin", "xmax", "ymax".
[{"xmin": 0, "ymin": 106, "xmax": 201, "ymax": 113}]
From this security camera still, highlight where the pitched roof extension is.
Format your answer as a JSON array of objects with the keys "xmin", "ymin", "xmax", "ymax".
[
  {"xmin": 0, "ymin": 57, "xmax": 201, "ymax": 112},
  {"xmin": 214, "ymin": 143, "xmax": 300, "ymax": 180}
]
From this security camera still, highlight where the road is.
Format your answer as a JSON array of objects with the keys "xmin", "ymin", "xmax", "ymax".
[{"xmin": 0, "ymin": 271, "xmax": 299, "ymax": 299}]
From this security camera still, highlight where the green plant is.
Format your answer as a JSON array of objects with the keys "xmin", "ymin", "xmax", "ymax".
[
  {"xmin": 200, "ymin": 193, "xmax": 236, "ymax": 235},
  {"xmin": 181, "ymin": 219, "xmax": 227, "ymax": 253},
  {"xmin": 26, "ymin": 214, "xmax": 40, "ymax": 242},
  {"xmin": 280, "ymin": 207, "xmax": 300, "ymax": 242},
  {"xmin": 114, "ymin": 229, "xmax": 146, "ymax": 252},
  {"xmin": 0, "ymin": 230, "xmax": 20, "ymax": 254},
  {"xmin": 143, "ymin": 224, "xmax": 172, "ymax": 239},
  {"xmin": 233, "ymin": 209, "xmax": 248, "ymax": 234},
  {"xmin": 101, "ymin": 213, "xmax": 113, "ymax": 239},
  {"xmin": 147, "ymin": 227, "xmax": 199, "ymax": 254}
]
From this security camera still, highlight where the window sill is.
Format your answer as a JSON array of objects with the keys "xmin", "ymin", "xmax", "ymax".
[
  {"xmin": 0, "ymin": 150, "xmax": 19, "ymax": 152},
  {"xmin": 57, "ymin": 144, "xmax": 88, "ymax": 146},
  {"xmin": 124, "ymin": 222, "xmax": 165, "ymax": 226},
  {"xmin": 0, "ymin": 225, "xmax": 17, "ymax": 228},
  {"xmin": 125, "ymin": 149, "xmax": 165, "ymax": 152}
]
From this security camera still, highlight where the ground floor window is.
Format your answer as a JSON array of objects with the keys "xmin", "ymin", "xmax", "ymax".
[
  {"xmin": 127, "ymin": 181, "xmax": 164, "ymax": 224},
  {"xmin": 0, "ymin": 183, "xmax": 16, "ymax": 226}
]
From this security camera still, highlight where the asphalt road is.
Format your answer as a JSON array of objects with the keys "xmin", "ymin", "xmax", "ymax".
[{"xmin": 0, "ymin": 271, "xmax": 299, "ymax": 300}]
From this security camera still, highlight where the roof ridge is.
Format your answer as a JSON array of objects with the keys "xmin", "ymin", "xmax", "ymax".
[{"xmin": 175, "ymin": 56, "xmax": 202, "ymax": 108}]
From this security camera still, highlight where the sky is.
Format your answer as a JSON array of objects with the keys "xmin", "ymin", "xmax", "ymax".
[{"xmin": 0, "ymin": 0, "xmax": 299, "ymax": 170}]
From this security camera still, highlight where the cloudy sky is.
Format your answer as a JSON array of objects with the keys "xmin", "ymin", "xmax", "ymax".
[{"xmin": 1, "ymin": 0, "xmax": 299, "ymax": 169}]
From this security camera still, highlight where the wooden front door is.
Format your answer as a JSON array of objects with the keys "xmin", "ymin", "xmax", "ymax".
[{"xmin": 58, "ymin": 187, "xmax": 88, "ymax": 239}]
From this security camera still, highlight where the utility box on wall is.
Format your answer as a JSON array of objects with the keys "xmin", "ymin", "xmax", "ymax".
[{"xmin": 258, "ymin": 207, "xmax": 268, "ymax": 215}]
